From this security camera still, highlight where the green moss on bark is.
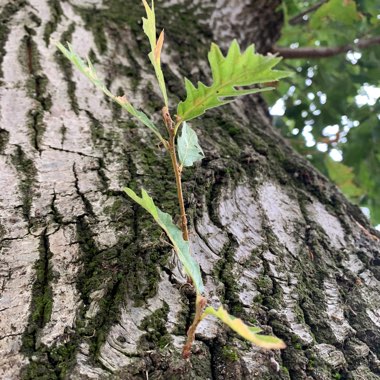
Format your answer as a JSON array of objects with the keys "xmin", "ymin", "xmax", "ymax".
[
  {"xmin": 0, "ymin": 0, "xmax": 27, "ymax": 80},
  {"xmin": 139, "ymin": 302, "xmax": 171, "ymax": 349},
  {"xmin": 221, "ymin": 345, "xmax": 239, "ymax": 362},
  {"xmin": 43, "ymin": 0, "xmax": 63, "ymax": 45},
  {"xmin": 55, "ymin": 23, "xmax": 79, "ymax": 114},
  {"xmin": 11, "ymin": 145, "xmax": 37, "ymax": 220},
  {"xmin": 21, "ymin": 231, "xmax": 56, "ymax": 380},
  {"xmin": 17, "ymin": 29, "xmax": 52, "ymax": 150},
  {"xmin": 0, "ymin": 128, "xmax": 9, "ymax": 154}
]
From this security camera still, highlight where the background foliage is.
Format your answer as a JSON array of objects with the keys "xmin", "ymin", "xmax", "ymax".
[{"xmin": 268, "ymin": 0, "xmax": 380, "ymax": 224}]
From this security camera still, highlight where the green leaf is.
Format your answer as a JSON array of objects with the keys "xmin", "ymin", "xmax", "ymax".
[
  {"xmin": 177, "ymin": 39, "xmax": 291, "ymax": 122},
  {"xmin": 56, "ymin": 42, "xmax": 165, "ymax": 144},
  {"xmin": 124, "ymin": 187, "xmax": 204, "ymax": 294},
  {"xmin": 202, "ymin": 306, "xmax": 286, "ymax": 349},
  {"xmin": 177, "ymin": 122, "xmax": 204, "ymax": 167},
  {"xmin": 324, "ymin": 157, "xmax": 363, "ymax": 198},
  {"xmin": 310, "ymin": 0, "xmax": 360, "ymax": 30},
  {"xmin": 142, "ymin": 0, "xmax": 168, "ymax": 106}
]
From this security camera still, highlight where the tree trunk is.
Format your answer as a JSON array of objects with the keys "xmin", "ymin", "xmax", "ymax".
[{"xmin": 1, "ymin": 1, "xmax": 379, "ymax": 379}]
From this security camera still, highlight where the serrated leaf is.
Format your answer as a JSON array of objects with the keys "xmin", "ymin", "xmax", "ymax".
[
  {"xmin": 56, "ymin": 42, "xmax": 165, "ymax": 144},
  {"xmin": 202, "ymin": 306, "xmax": 286, "ymax": 349},
  {"xmin": 142, "ymin": 0, "xmax": 168, "ymax": 106},
  {"xmin": 177, "ymin": 40, "xmax": 291, "ymax": 122},
  {"xmin": 177, "ymin": 122, "xmax": 204, "ymax": 167},
  {"xmin": 124, "ymin": 187, "xmax": 204, "ymax": 294}
]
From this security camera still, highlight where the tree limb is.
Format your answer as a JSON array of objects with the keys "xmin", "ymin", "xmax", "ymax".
[
  {"xmin": 288, "ymin": 0, "xmax": 327, "ymax": 25},
  {"xmin": 273, "ymin": 36, "xmax": 380, "ymax": 59}
]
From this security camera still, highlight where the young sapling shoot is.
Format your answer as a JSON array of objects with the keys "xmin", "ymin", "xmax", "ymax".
[{"xmin": 57, "ymin": 0, "xmax": 290, "ymax": 358}]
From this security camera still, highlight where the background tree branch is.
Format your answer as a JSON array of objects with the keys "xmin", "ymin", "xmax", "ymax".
[
  {"xmin": 288, "ymin": 0, "xmax": 327, "ymax": 25},
  {"xmin": 273, "ymin": 36, "xmax": 380, "ymax": 59}
]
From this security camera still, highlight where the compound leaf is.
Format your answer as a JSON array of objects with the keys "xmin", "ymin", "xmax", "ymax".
[
  {"xmin": 142, "ymin": 0, "xmax": 168, "ymax": 106},
  {"xmin": 177, "ymin": 39, "xmax": 291, "ymax": 122},
  {"xmin": 177, "ymin": 122, "xmax": 204, "ymax": 167},
  {"xmin": 56, "ymin": 42, "xmax": 165, "ymax": 144},
  {"xmin": 202, "ymin": 306, "xmax": 286, "ymax": 349},
  {"xmin": 124, "ymin": 187, "xmax": 204, "ymax": 294}
]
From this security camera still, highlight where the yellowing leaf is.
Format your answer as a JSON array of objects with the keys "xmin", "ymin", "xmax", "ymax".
[
  {"xmin": 142, "ymin": 0, "xmax": 155, "ymax": 44},
  {"xmin": 56, "ymin": 42, "xmax": 165, "ymax": 144},
  {"xmin": 177, "ymin": 40, "xmax": 291, "ymax": 122},
  {"xmin": 155, "ymin": 30, "xmax": 164, "ymax": 64},
  {"xmin": 249, "ymin": 326, "xmax": 263, "ymax": 333},
  {"xmin": 124, "ymin": 188, "xmax": 204, "ymax": 294},
  {"xmin": 202, "ymin": 306, "xmax": 286, "ymax": 349},
  {"xmin": 142, "ymin": 0, "xmax": 168, "ymax": 106}
]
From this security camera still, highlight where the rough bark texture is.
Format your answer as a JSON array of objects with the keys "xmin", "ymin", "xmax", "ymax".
[{"xmin": 0, "ymin": 1, "xmax": 379, "ymax": 379}]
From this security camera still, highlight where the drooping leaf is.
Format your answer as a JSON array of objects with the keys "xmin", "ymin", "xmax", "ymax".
[
  {"xmin": 56, "ymin": 42, "xmax": 165, "ymax": 144},
  {"xmin": 177, "ymin": 40, "xmax": 291, "ymax": 122},
  {"xmin": 202, "ymin": 306, "xmax": 286, "ymax": 349},
  {"xmin": 177, "ymin": 122, "xmax": 204, "ymax": 167},
  {"xmin": 124, "ymin": 188, "xmax": 204, "ymax": 294},
  {"xmin": 142, "ymin": 0, "xmax": 168, "ymax": 106}
]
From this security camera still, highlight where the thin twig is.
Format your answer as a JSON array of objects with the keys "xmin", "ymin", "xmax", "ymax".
[
  {"xmin": 162, "ymin": 107, "xmax": 189, "ymax": 241},
  {"xmin": 182, "ymin": 295, "xmax": 207, "ymax": 359},
  {"xmin": 288, "ymin": 0, "xmax": 326, "ymax": 25},
  {"xmin": 161, "ymin": 108, "xmax": 206, "ymax": 359}
]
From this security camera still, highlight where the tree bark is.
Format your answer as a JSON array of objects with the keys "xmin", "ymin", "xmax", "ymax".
[{"xmin": 0, "ymin": 1, "xmax": 379, "ymax": 379}]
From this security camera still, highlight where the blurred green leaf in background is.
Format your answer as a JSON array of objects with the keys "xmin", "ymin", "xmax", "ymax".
[{"xmin": 268, "ymin": 0, "xmax": 380, "ymax": 225}]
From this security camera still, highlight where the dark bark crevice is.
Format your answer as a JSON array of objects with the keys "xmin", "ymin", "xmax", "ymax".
[
  {"xmin": 0, "ymin": 0, "xmax": 27, "ymax": 80},
  {"xmin": 11, "ymin": 144, "xmax": 37, "ymax": 221}
]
